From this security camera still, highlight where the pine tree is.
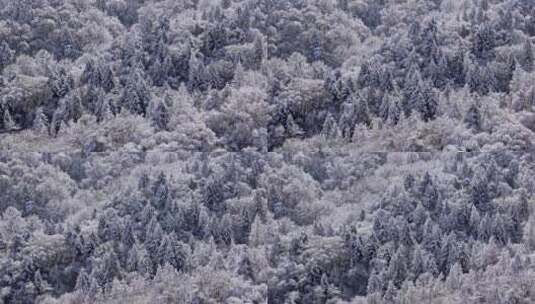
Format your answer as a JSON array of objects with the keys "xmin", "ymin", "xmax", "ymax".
[
  {"xmin": 75, "ymin": 268, "xmax": 91, "ymax": 294},
  {"xmin": 471, "ymin": 23, "xmax": 496, "ymax": 61},
  {"xmin": 122, "ymin": 66, "xmax": 150, "ymax": 116},
  {"xmin": 492, "ymin": 213, "xmax": 508, "ymax": 245},
  {"xmin": 439, "ymin": 232, "xmax": 460, "ymax": 273},
  {"xmin": 525, "ymin": 215, "xmax": 535, "ymax": 250},
  {"xmin": 149, "ymin": 57, "xmax": 166, "ymax": 87},
  {"xmin": 232, "ymin": 62, "xmax": 245, "ymax": 88},
  {"xmin": 469, "ymin": 206, "xmax": 481, "ymax": 236},
  {"xmin": 379, "ymin": 94, "xmax": 391, "ymax": 122},
  {"xmin": 520, "ymin": 38, "xmax": 534, "ymax": 72},
  {"xmin": 121, "ymin": 219, "xmax": 136, "ymax": 248},
  {"xmin": 81, "ymin": 58, "xmax": 98, "ymax": 86},
  {"xmin": 202, "ymin": 176, "xmax": 225, "ymax": 214},
  {"xmin": 99, "ymin": 63, "xmax": 115, "ymax": 93},
  {"xmin": 152, "ymin": 99, "xmax": 170, "ymax": 131},
  {"xmin": 367, "ymin": 271, "xmax": 385, "ymax": 295},
  {"xmin": 354, "ymin": 95, "xmax": 371, "ymax": 127},
  {"xmin": 478, "ymin": 215, "xmax": 493, "ymax": 241},
  {"xmin": 310, "ymin": 30, "xmax": 323, "ymax": 62},
  {"xmin": 2, "ymin": 108, "xmax": 16, "ymax": 131},
  {"xmin": 252, "ymin": 34, "xmax": 266, "ymax": 68},
  {"xmin": 249, "ymin": 215, "xmax": 267, "ymax": 247},
  {"xmin": 315, "ymin": 273, "xmax": 341, "ymax": 303},
  {"xmin": 48, "ymin": 65, "xmax": 74, "ymax": 98},
  {"xmin": 411, "ymin": 245, "xmax": 426, "ymax": 280},
  {"xmin": 415, "ymin": 80, "xmax": 438, "ymax": 122},
  {"xmin": 471, "ymin": 170, "xmax": 494, "ymax": 214},
  {"xmin": 83, "ymin": 85, "xmax": 104, "ymax": 115},
  {"xmin": 136, "ymin": 245, "xmax": 154, "ymax": 276},
  {"xmin": 286, "ymin": 114, "xmax": 304, "ymax": 137},
  {"xmin": 402, "ymin": 67, "xmax": 422, "ymax": 117},
  {"xmin": 151, "ymin": 172, "xmax": 169, "ymax": 210},
  {"xmin": 188, "ymin": 53, "xmax": 205, "ymax": 91},
  {"xmin": 33, "ymin": 107, "xmax": 48, "ymax": 134},
  {"xmin": 388, "ymin": 99, "xmax": 402, "ymax": 126},
  {"xmin": 145, "ymin": 215, "xmax": 164, "ymax": 261},
  {"xmin": 237, "ymin": 252, "xmax": 254, "ymax": 280},
  {"xmin": 126, "ymin": 245, "xmax": 139, "ymax": 273},
  {"xmin": 50, "ymin": 104, "xmax": 66, "ymax": 137},
  {"xmin": 388, "ymin": 247, "xmax": 408, "ymax": 287},
  {"xmin": 445, "ymin": 262, "xmax": 463, "ymax": 290},
  {"xmin": 526, "ymin": 86, "xmax": 535, "ymax": 110},
  {"xmin": 419, "ymin": 19, "xmax": 439, "ymax": 60},
  {"xmin": 34, "ymin": 269, "xmax": 50, "ymax": 294},
  {"xmin": 464, "ymin": 102, "xmax": 481, "ymax": 132},
  {"xmin": 96, "ymin": 97, "xmax": 113, "ymax": 123},
  {"xmin": 511, "ymin": 254, "xmax": 522, "ymax": 274},
  {"xmin": 419, "ymin": 172, "xmax": 438, "ymax": 211},
  {"xmin": 321, "ymin": 113, "xmax": 341, "ymax": 140},
  {"xmin": 221, "ymin": 0, "xmax": 231, "ymax": 9},
  {"xmin": 383, "ymin": 281, "xmax": 397, "ymax": 304},
  {"xmin": 0, "ymin": 41, "xmax": 15, "ymax": 71},
  {"xmin": 157, "ymin": 233, "xmax": 175, "ymax": 267},
  {"xmin": 218, "ymin": 214, "xmax": 234, "ymax": 246},
  {"xmin": 422, "ymin": 219, "xmax": 441, "ymax": 256}
]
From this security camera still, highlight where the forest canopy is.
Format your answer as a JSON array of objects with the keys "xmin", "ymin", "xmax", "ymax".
[{"xmin": 1, "ymin": 0, "xmax": 535, "ymax": 303}]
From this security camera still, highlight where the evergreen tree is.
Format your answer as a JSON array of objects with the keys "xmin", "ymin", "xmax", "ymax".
[
  {"xmin": 419, "ymin": 19, "xmax": 439, "ymax": 60},
  {"xmin": 34, "ymin": 269, "xmax": 50, "ymax": 294},
  {"xmin": 149, "ymin": 58, "xmax": 165, "ymax": 87},
  {"xmin": 2, "ymin": 108, "xmax": 16, "ymax": 131},
  {"xmin": 321, "ymin": 113, "xmax": 341, "ymax": 140},
  {"xmin": 415, "ymin": 80, "xmax": 438, "ymax": 122},
  {"xmin": 286, "ymin": 114, "xmax": 304, "ymax": 138},
  {"xmin": 464, "ymin": 102, "xmax": 482, "ymax": 131},
  {"xmin": 152, "ymin": 99, "xmax": 170, "ymax": 131},
  {"xmin": 145, "ymin": 215, "xmax": 164, "ymax": 258},
  {"xmin": 367, "ymin": 271, "xmax": 385, "ymax": 295},
  {"xmin": 388, "ymin": 247, "xmax": 408, "ymax": 287},
  {"xmin": 520, "ymin": 38, "xmax": 534, "ymax": 72},
  {"xmin": 151, "ymin": 172, "xmax": 169, "ymax": 210},
  {"xmin": 383, "ymin": 281, "xmax": 397, "ymax": 304},
  {"xmin": 354, "ymin": 95, "xmax": 372, "ymax": 127},
  {"xmin": 445, "ymin": 262, "xmax": 463, "ymax": 290},
  {"xmin": 402, "ymin": 67, "xmax": 422, "ymax": 116},
  {"xmin": 50, "ymin": 104, "xmax": 66, "ymax": 137},
  {"xmin": 33, "ymin": 107, "xmax": 48, "ymax": 134},
  {"xmin": 252, "ymin": 34, "xmax": 266, "ymax": 68},
  {"xmin": 0, "ymin": 41, "xmax": 15, "ymax": 71},
  {"xmin": 96, "ymin": 97, "xmax": 113, "ymax": 123},
  {"xmin": 81, "ymin": 58, "xmax": 98, "ymax": 86},
  {"xmin": 419, "ymin": 173, "xmax": 439, "ymax": 211},
  {"xmin": 232, "ymin": 62, "xmax": 246, "ymax": 88},
  {"xmin": 469, "ymin": 206, "xmax": 481, "ymax": 236},
  {"xmin": 188, "ymin": 53, "xmax": 206, "ymax": 91},
  {"xmin": 411, "ymin": 245, "xmax": 426, "ymax": 280},
  {"xmin": 75, "ymin": 268, "xmax": 91, "ymax": 294},
  {"xmin": 471, "ymin": 23, "xmax": 496, "ymax": 61},
  {"xmin": 471, "ymin": 171, "xmax": 494, "ymax": 214},
  {"xmin": 48, "ymin": 65, "xmax": 74, "ymax": 99},
  {"xmin": 122, "ymin": 66, "xmax": 150, "ymax": 116}
]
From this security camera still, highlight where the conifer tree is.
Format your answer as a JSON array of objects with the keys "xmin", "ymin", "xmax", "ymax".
[
  {"xmin": 0, "ymin": 41, "xmax": 15, "ymax": 71},
  {"xmin": 152, "ymin": 99, "xmax": 170, "ymax": 131},
  {"xmin": 520, "ymin": 38, "xmax": 534, "ymax": 72},
  {"xmin": 122, "ymin": 66, "xmax": 150, "ymax": 116},
  {"xmin": 2, "ymin": 108, "xmax": 16, "ymax": 131},
  {"xmin": 33, "ymin": 107, "xmax": 48, "ymax": 134}
]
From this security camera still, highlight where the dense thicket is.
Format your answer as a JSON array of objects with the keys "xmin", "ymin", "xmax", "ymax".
[{"xmin": 1, "ymin": 0, "xmax": 535, "ymax": 303}]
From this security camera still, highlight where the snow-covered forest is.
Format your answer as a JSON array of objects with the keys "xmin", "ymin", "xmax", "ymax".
[{"xmin": 1, "ymin": 0, "xmax": 535, "ymax": 303}]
